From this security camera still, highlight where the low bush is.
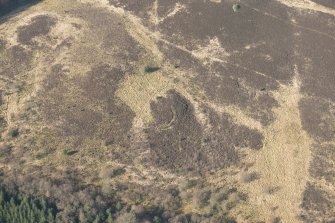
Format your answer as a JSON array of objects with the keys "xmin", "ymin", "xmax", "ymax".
[
  {"xmin": 193, "ymin": 189, "xmax": 211, "ymax": 209},
  {"xmin": 8, "ymin": 128, "xmax": 19, "ymax": 138}
]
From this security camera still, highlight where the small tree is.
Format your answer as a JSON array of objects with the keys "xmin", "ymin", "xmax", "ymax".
[
  {"xmin": 153, "ymin": 216, "xmax": 161, "ymax": 223},
  {"xmin": 232, "ymin": 4, "xmax": 240, "ymax": 12},
  {"xmin": 106, "ymin": 209, "xmax": 113, "ymax": 223}
]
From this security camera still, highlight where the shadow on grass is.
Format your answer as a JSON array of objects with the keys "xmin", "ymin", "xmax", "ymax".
[
  {"xmin": 62, "ymin": 149, "xmax": 78, "ymax": 156},
  {"xmin": 144, "ymin": 66, "xmax": 160, "ymax": 73}
]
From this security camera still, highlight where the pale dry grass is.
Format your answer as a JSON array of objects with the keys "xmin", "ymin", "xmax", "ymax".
[
  {"xmin": 234, "ymin": 67, "xmax": 313, "ymax": 222},
  {"xmin": 277, "ymin": 0, "xmax": 335, "ymax": 16},
  {"xmin": 206, "ymin": 101, "xmax": 264, "ymax": 133},
  {"xmin": 143, "ymin": 0, "xmax": 187, "ymax": 26},
  {"xmin": 209, "ymin": 0, "xmax": 222, "ymax": 3},
  {"xmin": 192, "ymin": 37, "xmax": 231, "ymax": 65},
  {"xmin": 116, "ymin": 64, "xmax": 172, "ymax": 123}
]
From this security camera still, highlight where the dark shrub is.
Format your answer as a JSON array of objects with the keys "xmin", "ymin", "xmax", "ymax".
[{"xmin": 144, "ymin": 66, "xmax": 160, "ymax": 73}]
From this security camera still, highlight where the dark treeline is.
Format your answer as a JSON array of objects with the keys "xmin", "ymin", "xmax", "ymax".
[
  {"xmin": 0, "ymin": 184, "xmax": 152, "ymax": 223},
  {"xmin": 0, "ymin": 186, "xmax": 118, "ymax": 223},
  {"xmin": 0, "ymin": 187, "xmax": 56, "ymax": 223}
]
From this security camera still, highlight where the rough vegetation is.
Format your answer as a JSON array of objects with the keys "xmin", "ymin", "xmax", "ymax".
[{"xmin": 0, "ymin": 0, "xmax": 335, "ymax": 222}]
